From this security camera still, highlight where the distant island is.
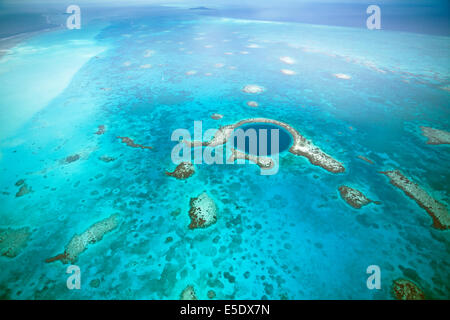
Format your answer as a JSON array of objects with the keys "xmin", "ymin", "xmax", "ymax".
[{"xmin": 189, "ymin": 7, "xmax": 214, "ymax": 11}]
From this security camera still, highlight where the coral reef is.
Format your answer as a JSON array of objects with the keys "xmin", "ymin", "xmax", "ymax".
[
  {"xmin": 64, "ymin": 154, "xmax": 80, "ymax": 164},
  {"xmin": 117, "ymin": 136, "xmax": 153, "ymax": 150},
  {"xmin": 180, "ymin": 285, "xmax": 197, "ymax": 300},
  {"xmin": 45, "ymin": 214, "xmax": 120, "ymax": 264},
  {"xmin": 0, "ymin": 227, "xmax": 31, "ymax": 258},
  {"xmin": 95, "ymin": 125, "xmax": 105, "ymax": 135},
  {"xmin": 420, "ymin": 126, "xmax": 450, "ymax": 145},
  {"xmin": 165, "ymin": 162, "xmax": 195, "ymax": 180},
  {"xmin": 99, "ymin": 155, "xmax": 116, "ymax": 163},
  {"xmin": 357, "ymin": 155, "xmax": 374, "ymax": 164},
  {"xmin": 207, "ymin": 290, "xmax": 216, "ymax": 299},
  {"xmin": 16, "ymin": 182, "xmax": 32, "ymax": 197},
  {"xmin": 170, "ymin": 208, "xmax": 181, "ymax": 217},
  {"xmin": 242, "ymin": 85, "xmax": 265, "ymax": 94},
  {"xmin": 211, "ymin": 113, "xmax": 223, "ymax": 120},
  {"xmin": 89, "ymin": 279, "xmax": 101, "ymax": 288},
  {"xmin": 338, "ymin": 185, "xmax": 380, "ymax": 209},
  {"xmin": 183, "ymin": 118, "xmax": 345, "ymax": 173},
  {"xmin": 391, "ymin": 279, "xmax": 425, "ymax": 300},
  {"xmin": 228, "ymin": 148, "xmax": 274, "ymax": 170},
  {"xmin": 247, "ymin": 101, "xmax": 259, "ymax": 107},
  {"xmin": 381, "ymin": 170, "xmax": 449, "ymax": 230},
  {"xmin": 143, "ymin": 49, "xmax": 155, "ymax": 57},
  {"xmin": 188, "ymin": 192, "xmax": 217, "ymax": 229}
]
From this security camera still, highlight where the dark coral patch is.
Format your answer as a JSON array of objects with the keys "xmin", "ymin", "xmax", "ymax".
[
  {"xmin": 338, "ymin": 185, "xmax": 380, "ymax": 209},
  {"xmin": 64, "ymin": 154, "xmax": 80, "ymax": 164},
  {"xmin": 207, "ymin": 290, "xmax": 216, "ymax": 299},
  {"xmin": 95, "ymin": 125, "xmax": 106, "ymax": 135},
  {"xmin": 165, "ymin": 162, "xmax": 194, "ymax": 180},
  {"xmin": 117, "ymin": 136, "xmax": 153, "ymax": 150},
  {"xmin": 16, "ymin": 183, "xmax": 32, "ymax": 197},
  {"xmin": 391, "ymin": 279, "xmax": 425, "ymax": 300},
  {"xmin": 99, "ymin": 155, "xmax": 116, "ymax": 163}
]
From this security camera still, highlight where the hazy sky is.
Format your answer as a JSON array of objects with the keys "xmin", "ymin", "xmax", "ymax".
[
  {"xmin": 2, "ymin": 0, "xmax": 449, "ymax": 5},
  {"xmin": 1, "ymin": 0, "xmax": 448, "ymax": 35}
]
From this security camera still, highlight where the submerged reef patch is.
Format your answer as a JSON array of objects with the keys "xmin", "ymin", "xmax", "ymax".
[
  {"xmin": 338, "ymin": 185, "xmax": 380, "ymax": 209},
  {"xmin": 15, "ymin": 182, "xmax": 32, "ymax": 197},
  {"xmin": 207, "ymin": 290, "xmax": 216, "ymax": 299},
  {"xmin": 247, "ymin": 101, "xmax": 259, "ymax": 108},
  {"xmin": 420, "ymin": 126, "xmax": 450, "ymax": 145},
  {"xmin": 188, "ymin": 192, "xmax": 218, "ymax": 230},
  {"xmin": 0, "ymin": 227, "xmax": 31, "ymax": 258},
  {"xmin": 89, "ymin": 279, "xmax": 101, "ymax": 288},
  {"xmin": 333, "ymin": 73, "xmax": 351, "ymax": 80},
  {"xmin": 117, "ymin": 136, "xmax": 153, "ymax": 150},
  {"xmin": 165, "ymin": 162, "xmax": 195, "ymax": 180},
  {"xmin": 357, "ymin": 155, "xmax": 374, "ymax": 164},
  {"xmin": 391, "ymin": 279, "xmax": 425, "ymax": 300},
  {"xmin": 180, "ymin": 285, "xmax": 197, "ymax": 300},
  {"xmin": 279, "ymin": 56, "xmax": 295, "ymax": 65},
  {"xmin": 242, "ymin": 85, "xmax": 265, "ymax": 94},
  {"xmin": 95, "ymin": 125, "xmax": 106, "ymax": 135},
  {"xmin": 45, "ymin": 214, "xmax": 120, "ymax": 264},
  {"xmin": 183, "ymin": 118, "xmax": 345, "ymax": 173},
  {"xmin": 63, "ymin": 154, "xmax": 81, "ymax": 164},
  {"xmin": 381, "ymin": 170, "xmax": 449, "ymax": 230},
  {"xmin": 99, "ymin": 155, "xmax": 116, "ymax": 163},
  {"xmin": 281, "ymin": 69, "xmax": 296, "ymax": 75}
]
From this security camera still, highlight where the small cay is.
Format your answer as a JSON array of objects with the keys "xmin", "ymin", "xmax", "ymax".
[
  {"xmin": 420, "ymin": 126, "xmax": 450, "ymax": 145},
  {"xmin": 0, "ymin": 227, "xmax": 31, "ymax": 258},
  {"xmin": 188, "ymin": 192, "xmax": 217, "ymax": 230},
  {"xmin": 46, "ymin": 214, "xmax": 120, "ymax": 264},
  {"xmin": 165, "ymin": 162, "xmax": 195, "ymax": 180}
]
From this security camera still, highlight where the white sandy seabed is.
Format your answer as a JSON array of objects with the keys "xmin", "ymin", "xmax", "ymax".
[{"xmin": 0, "ymin": 25, "xmax": 109, "ymax": 142}]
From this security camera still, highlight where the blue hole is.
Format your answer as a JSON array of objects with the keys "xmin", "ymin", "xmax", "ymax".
[{"xmin": 229, "ymin": 123, "xmax": 293, "ymax": 156}]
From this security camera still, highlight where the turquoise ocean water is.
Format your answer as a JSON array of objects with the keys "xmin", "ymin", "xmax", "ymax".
[{"xmin": 0, "ymin": 6, "xmax": 449, "ymax": 299}]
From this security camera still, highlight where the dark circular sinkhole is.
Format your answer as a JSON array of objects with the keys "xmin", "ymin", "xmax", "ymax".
[{"xmin": 229, "ymin": 123, "xmax": 293, "ymax": 156}]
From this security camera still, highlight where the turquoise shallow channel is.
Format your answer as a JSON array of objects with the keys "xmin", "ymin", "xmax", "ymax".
[{"xmin": 0, "ymin": 5, "xmax": 449, "ymax": 300}]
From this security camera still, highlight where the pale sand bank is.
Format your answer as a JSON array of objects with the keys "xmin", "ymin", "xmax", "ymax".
[{"xmin": 0, "ymin": 25, "xmax": 108, "ymax": 141}]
